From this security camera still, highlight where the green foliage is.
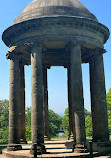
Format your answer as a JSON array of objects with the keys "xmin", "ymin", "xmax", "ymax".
[
  {"xmin": 84, "ymin": 108, "xmax": 91, "ymax": 116},
  {"xmin": 25, "ymin": 107, "xmax": 31, "ymax": 140},
  {"xmin": 62, "ymin": 107, "xmax": 92, "ymax": 138},
  {"xmin": 61, "ymin": 130, "xmax": 69, "ymax": 138},
  {"xmin": 0, "ymin": 100, "xmax": 63, "ymax": 142},
  {"xmin": 0, "ymin": 146, "xmax": 6, "ymax": 150},
  {"xmin": 25, "ymin": 108, "xmax": 63, "ymax": 139},
  {"xmin": 0, "ymin": 100, "xmax": 9, "ymax": 128},
  {"xmin": 106, "ymin": 88, "xmax": 111, "ymax": 134},
  {"xmin": 49, "ymin": 109, "xmax": 62, "ymax": 137},
  {"xmin": 62, "ymin": 107, "xmax": 69, "ymax": 131},
  {"xmin": 62, "ymin": 107, "xmax": 69, "ymax": 138},
  {"xmin": 85, "ymin": 109, "xmax": 92, "ymax": 137},
  {"xmin": 0, "ymin": 100, "xmax": 9, "ymax": 142}
]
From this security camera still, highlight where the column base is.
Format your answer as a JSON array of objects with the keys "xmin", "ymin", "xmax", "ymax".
[
  {"xmin": 20, "ymin": 139, "xmax": 27, "ymax": 144},
  {"xmin": 7, "ymin": 145, "xmax": 22, "ymax": 151},
  {"xmin": 97, "ymin": 141, "xmax": 111, "ymax": 147},
  {"xmin": 30, "ymin": 144, "xmax": 46, "ymax": 155},
  {"xmin": 74, "ymin": 144, "xmax": 88, "ymax": 153},
  {"xmin": 44, "ymin": 135, "xmax": 51, "ymax": 141}
]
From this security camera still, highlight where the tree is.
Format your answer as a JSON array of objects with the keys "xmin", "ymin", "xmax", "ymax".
[
  {"xmin": 62, "ymin": 107, "xmax": 69, "ymax": 131},
  {"xmin": 25, "ymin": 108, "xmax": 63, "ymax": 139},
  {"xmin": 85, "ymin": 109, "xmax": 92, "ymax": 137},
  {"xmin": 0, "ymin": 100, "xmax": 9, "ymax": 142},
  {"xmin": 106, "ymin": 88, "xmax": 111, "ymax": 134},
  {"xmin": 25, "ymin": 107, "xmax": 31, "ymax": 140},
  {"xmin": 0, "ymin": 100, "xmax": 62, "ymax": 141},
  {"xmin": 62, "ymin": 107, "xmax": 92, "ymax": 138},
  {"xmin": 49, "ymin": 109, "xmax": 62, "ymax": 137}
]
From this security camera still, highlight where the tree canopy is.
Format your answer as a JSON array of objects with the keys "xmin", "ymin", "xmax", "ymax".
[
  {"xmin": 25, "ymin": 108, "xmax": 63, "ymax": 140},
  {"xmin": 62, "ymin": 107, "xmax": 69, "ymax": 131},
  {"xmin": 62, "ymin": 107, "xmax": 92, "ymax": 137},
  {"xmin": 0, "ymin": 89, "xmax": 111, "ymax": 143},
  {"xmin": 25, "ymin": 107, "xmax": 31, "ymax": 140},
  {"xmin": 0, "ymin": 100, "xmax": 9, "ymax": 142},
  {"xmin": 49, "ymin": 109, "xmax": 62, "ymax": 137},
  {"xmin": 106, "ymin": 88, "xmax": 111, "ymax": 134}
]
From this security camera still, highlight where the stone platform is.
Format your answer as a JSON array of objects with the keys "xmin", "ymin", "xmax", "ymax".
[{"xmin": 0, "ymin": 139, "xmax": 111, "ymax": 158}]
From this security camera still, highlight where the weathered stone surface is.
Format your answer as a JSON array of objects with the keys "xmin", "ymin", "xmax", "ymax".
[
  {"xmin": 89, "ymin": 53, "xmax": 109, "ymax": 142},
  {"xmin": 7, "ymin": 145, "xmax": 22, "ymax": 151},
  {"xmin": 9, "ymin": 55, "xmax": 20, "ymax": 145},
  {"xmin": 14, "ymin": 0, "xmax": 97, "ymax": 24},
  {"xmin": 30, "ymin": 143, "xmax": 46, "ymax": 155},
  {"xmin": 31, "ymin": 45, "xmax": 45, "ymax": 153},
  {"xmin": 67, "ymin": 67, "xmax": 75, "ymax": 141},
  {"xmin": 3, "ymin": 16, "xmax": 109, "ymax": 49},
  {"xmin": 70, "ymin": 44, "xmax": 86, "ymax": 147},
  {"xmin": 1, "ymin": 0, "xmax": 110, "ymax": 155},
  {"xmin": 43, "ymin": 68, "xmax": 50, "ymax": 141},
  {"xmin": 19, "ymin": 63, "xmax": 27, "ymax": 144}
]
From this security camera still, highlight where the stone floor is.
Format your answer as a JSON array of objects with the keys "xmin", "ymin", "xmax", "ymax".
[{"xmin": 0, "ymin": 139, "xmax": 111, "ymax": 158}]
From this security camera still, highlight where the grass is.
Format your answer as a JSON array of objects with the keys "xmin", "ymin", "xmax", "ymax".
[
  {"xmin": 0, "ymin": 139, "xmax": 8, "ymax": 151},
  {"xmin": 110, "ymin": 135, "xmax": 111, "ymax": 141},
  {"xmin": 0, "ymin": 139, "xmax": 8, "ymax": 144},
  {"xmin": 0, "ymin": 146, "xmax": 6, "ymax": 150},
  {"xmin": 86, "ymin": 136, "xmax": 92, "ymax": 140}
]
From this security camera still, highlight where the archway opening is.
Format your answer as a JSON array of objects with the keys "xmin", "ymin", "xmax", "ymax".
[
  {"xmin": 82, "ymin": 63, "xmax": 92, "ymax": 139},
  {"xmin": 48, "ymin": 66, "xmax": 68, "ymax": 138},
  {"xmin": 25, "ymin": 65, "xmax": 31, "ymax": 141}
]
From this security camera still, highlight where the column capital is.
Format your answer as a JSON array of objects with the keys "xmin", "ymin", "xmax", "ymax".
[
  {"xmin": 92, "ymin": 48, "xmax": 106, "ymax": 55},
  {"xmin": 69, "ymin": 43, "xmax": 81, "ymax": 52},
  {"xmin": 69, "ymin": 41, "xmax": 83, "ymax": 47},
  {"xmin": 6, "ymin": 46, "xmax": 19, "ymax": 60},
  {"xmin": 89, "ymin": 52, "xmax": 103, "ymax": 64},
  {"xmin": 6, "ymin": 52, "xmax": 19, "ymax": 60},
  {"xmin": 31, "ymin": 43, "xmax": 43, "ymax": 51},
  {"xmin": 88, "ymin": 48, "xmax": 106, "ymax": 63}
]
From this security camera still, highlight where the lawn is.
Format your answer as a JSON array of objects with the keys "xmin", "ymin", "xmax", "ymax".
[
  {"xmin": 110, "ymin": 135, "xmax": 111, "ymax": 141},
  {"xmin": 0, "ymin": 139, "xmax": 8, "ymax": 151},
  {"xmin": 0, "ymin": 146, "xmax": 6, "ymax": 150}
]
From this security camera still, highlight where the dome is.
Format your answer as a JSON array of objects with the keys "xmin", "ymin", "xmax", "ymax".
[{"xmin": 14, "ymin": 0, "xmax": 98, "ymax": 24}]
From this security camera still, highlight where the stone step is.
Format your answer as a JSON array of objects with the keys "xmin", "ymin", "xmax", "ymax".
[{"xmin": 1, "ymin": 139, "xmax": 111, "ymax": 158}]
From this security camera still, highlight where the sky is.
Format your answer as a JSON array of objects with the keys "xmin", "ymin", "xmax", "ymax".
[{"xmin": 0, "ymin": 0, "xmax": 111, "ymax": 115}]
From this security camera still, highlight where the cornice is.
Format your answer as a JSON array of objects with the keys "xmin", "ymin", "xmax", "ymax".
[{"xmin": 2, "ymin": 16, "xmax": 109, "ymax": 47}]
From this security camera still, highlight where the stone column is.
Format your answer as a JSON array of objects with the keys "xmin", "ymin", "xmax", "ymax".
[
  {"xmin": 89, "ymin": 53, "xmax": 109, "ymax": 143},
  {"xmin": 19, "ymin": 62, "xmax": 27, "ymax": 144},
  {"xmin": 8, "ymin": 54, "xmax": 22, "ymax": 151},
  {"xmin": 67, "ymin": 67, "xmax": 75, "ymax": 140},
  {"xmin": 70, "ymin": 44, "xmax": 86, "ymax": 152},
  {"xmin": 43, "ymin": 68, "xmax": 50, "ymax": 141},
  {"xmin": 30, "ymin": 45, "xmax": 46, "ymax": 155}
]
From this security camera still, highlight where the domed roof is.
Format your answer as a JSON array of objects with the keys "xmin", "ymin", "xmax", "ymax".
[{"xmin": 14, "ymin": 0, "xmax": 97, "ymax": 24}]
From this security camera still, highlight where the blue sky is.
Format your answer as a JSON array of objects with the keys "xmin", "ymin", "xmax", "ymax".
[{"xmin": 0, "ymin": 0, "xmax": 111, "ymax": 115}]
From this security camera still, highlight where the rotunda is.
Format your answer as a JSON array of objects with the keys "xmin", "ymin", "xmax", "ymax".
[{"xmin": 2, "ymin": 0, "xmax": 110, "ymax": 155}]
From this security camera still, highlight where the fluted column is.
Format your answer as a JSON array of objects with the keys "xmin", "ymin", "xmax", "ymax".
[
  {"xmin": 67, "ymin": 67, "xmax": 75, "ymax": 140},
  {"xmin": 43, "ymin": 68, "xmax": 50, "ymax": 141},
  {"xmin": 70, "ymin": 44, "xmax": 86, "ymax": 152},
  {"xmin": 30, "ymin": 45, "xmax": 46, "ymax": 154},
  {"xmin": 8, "ymin": 54, "xmax": 22, "ymax": 151},
  {"xmin": 19, "ymin": 63, "xmax": 27, "ymax": 144},
  {"xmin": 89, "ymin": 53, "xmax": 109, "ymax": 142}
]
